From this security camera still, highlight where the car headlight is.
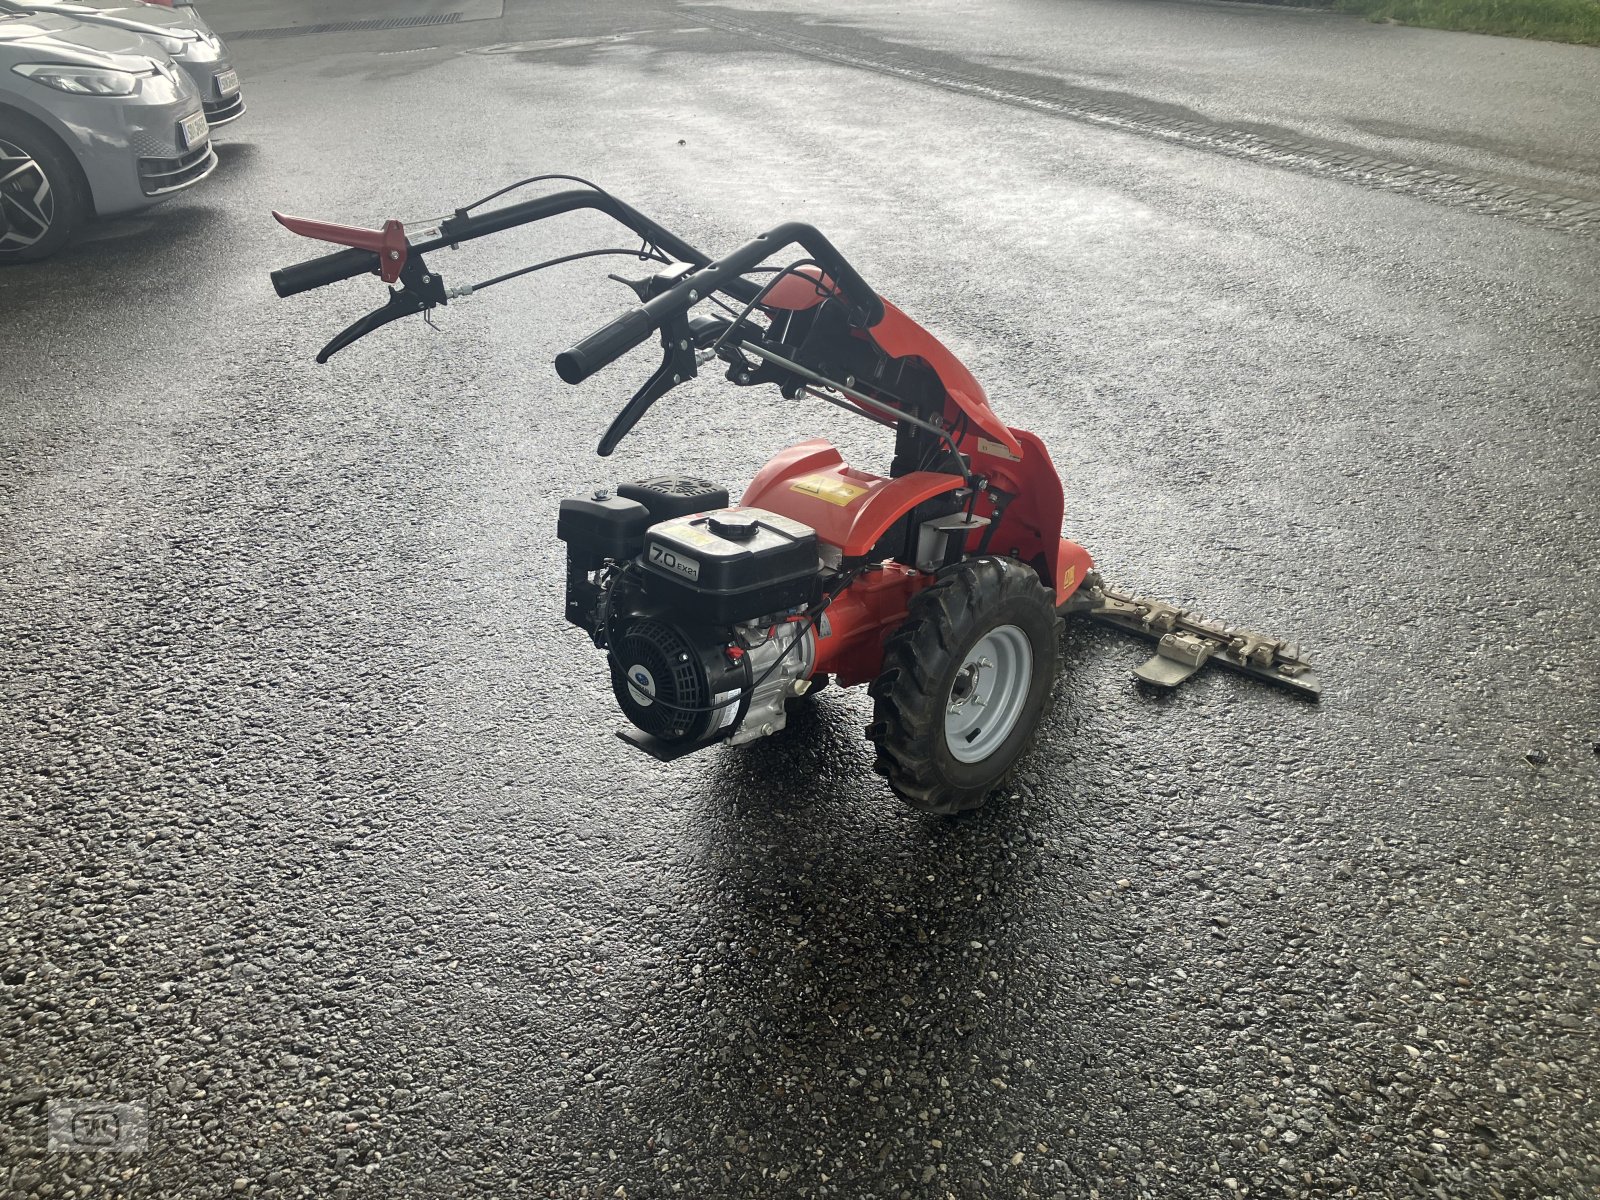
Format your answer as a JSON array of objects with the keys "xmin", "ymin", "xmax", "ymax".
[
  {"xmin": 12, "ymin": 63, "xmax": 141, "ymax": 96},
  {"xmin": 179, "ymin": 34, "xmax": 221, "ymax": 62},
  {"xmin": 152, "ymin": 34, "xmax": 190, "ymax": 54}
]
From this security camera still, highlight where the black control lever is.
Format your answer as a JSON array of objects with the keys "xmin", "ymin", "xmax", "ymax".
[
  {"xmin": 606, "ymin": 272, "xmax": 655, "ymax": 303},
  {"xmin": 317, "ymin": 289, "xmax": 426, "ymax": 363},
  {"xmin": 605, "ymin": 262, "xmax": 695, "ymax": 304},
  {"xmin": 315, "ymin": 255, "xmax": 448, "ymax": 363},
  {"xmin": 595, "ymin": 310, "xmax": 697, "ymax": 457}
]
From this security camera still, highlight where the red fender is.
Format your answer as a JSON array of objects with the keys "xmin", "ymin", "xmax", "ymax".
[{"xmin": 741, "ymin": 441, "xmax": 963, "ymax": 558}]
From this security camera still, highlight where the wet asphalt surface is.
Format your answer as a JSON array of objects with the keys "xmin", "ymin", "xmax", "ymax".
[{"xmin": 3, "ymin": 1, "xmax": 1598, "ymax": 1197}]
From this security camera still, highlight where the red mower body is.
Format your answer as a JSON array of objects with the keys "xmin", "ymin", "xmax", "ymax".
[
  {"xmin": 743, "ymin": 429, "xmax": 1094, "ymax": 689},
  {"xmin": 759, "ymin": 268, "xmax": 1095, "ymax": 603},
  {"xmin": 269, "ymin": 186, "xmax": 1212, "ymax": 814}
]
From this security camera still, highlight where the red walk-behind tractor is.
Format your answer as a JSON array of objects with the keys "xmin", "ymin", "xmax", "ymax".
[{"xmin": 271, "ymin": 176, "xmax": 1319, "ymax": 814}]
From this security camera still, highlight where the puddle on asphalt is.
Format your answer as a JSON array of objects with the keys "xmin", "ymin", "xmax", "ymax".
[
  {"xmin": 467, "ymin": 33, "xmax": 639, "ymax": 54},
  {"xmin": 463, "ymin": 27, "xmax": 719, "ymax": 56}
]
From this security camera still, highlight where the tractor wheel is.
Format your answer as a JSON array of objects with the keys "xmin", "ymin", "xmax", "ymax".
[{"xmin": 868, "ymin": 556, "xmax": 1058, "ymax": 814}]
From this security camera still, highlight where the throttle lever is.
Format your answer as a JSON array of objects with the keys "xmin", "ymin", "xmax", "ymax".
[
  {"xmin": 605, "ymin": 272, "xmax": 655, "ymax": 303},
  {"xmin": 596, "ymin": 310, "xmax": 697, "ymax": 457},
  {"xmin": 606, "ymin": 261, "xmax": 695, "ymax": 303}
]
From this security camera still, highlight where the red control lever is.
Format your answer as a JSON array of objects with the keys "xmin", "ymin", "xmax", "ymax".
[{"xmin": 272, "ymin": 211, "xmax": 410, "ymax": 284}]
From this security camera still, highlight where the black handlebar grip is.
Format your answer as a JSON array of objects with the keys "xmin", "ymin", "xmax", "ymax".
[
  {"xmin": 555, "ymin": 307, "xmax": 655, "ymax": 384},
  {"xmin": 270, "ymin": 247, "xmax": 380, "ymax": 298}
]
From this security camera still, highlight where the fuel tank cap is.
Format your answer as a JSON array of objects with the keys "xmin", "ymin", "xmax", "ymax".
[{"xmin": 706, "ymin": 514, "xmax": 760, "ymax": 542}]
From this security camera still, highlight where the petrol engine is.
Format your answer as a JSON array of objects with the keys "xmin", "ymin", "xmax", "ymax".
[{"xmin": 558, "ymin": 476, "xmax": 826, "ymax": 757}]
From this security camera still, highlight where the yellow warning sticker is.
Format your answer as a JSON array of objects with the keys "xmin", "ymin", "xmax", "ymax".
[
  {"xmin": 789, "ymin": 473, "xmax": 868, "ymax": 507},
  {"xmin": 1061, "ymin": 562, "xmax": 1077, "ymax": 593}
]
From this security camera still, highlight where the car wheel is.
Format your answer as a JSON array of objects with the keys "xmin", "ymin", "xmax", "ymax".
[{"xmin": 0, "ymin": 121, "xmax": 86, "ymax": 264}]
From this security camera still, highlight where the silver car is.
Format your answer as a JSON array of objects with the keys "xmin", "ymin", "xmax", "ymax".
[
  {"xmin": 0, "ymin": 8, "xmax": 213, "ymax": 261},
  {"xmin": 0, "ymin": 0, "xmax": 242, "ymax": 127}
]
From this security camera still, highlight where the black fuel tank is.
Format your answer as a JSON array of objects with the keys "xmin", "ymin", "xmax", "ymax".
[{"xmin": 640, "ymin": 507, "xmax": 820, "ymax": 625}]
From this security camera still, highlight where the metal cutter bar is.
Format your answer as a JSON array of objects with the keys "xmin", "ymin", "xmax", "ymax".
[{"xmin": 1064, "ymin": 570, "xmax": 1322, "ymax": 698}]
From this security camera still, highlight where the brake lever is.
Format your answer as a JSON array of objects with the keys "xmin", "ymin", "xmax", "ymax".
[
  {"xmin": 317, "ymin": 289, "xmax": 426, "ymax": 362},
  {"xmin": 315, "ymin": 254, "xmax": 448, "ymax": 364},
  {"xmin": 596, "ymin": 311, "xmax": 697, "ymax": 457}
]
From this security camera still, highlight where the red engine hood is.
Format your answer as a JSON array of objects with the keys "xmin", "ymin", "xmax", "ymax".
[
  {"xmin": 760, "ymin": 269, "xmax": 1023, "ymax": 458},
  {"xmin": 865, "ymin": 299, "xmax": 1023, "ymax": 459}
]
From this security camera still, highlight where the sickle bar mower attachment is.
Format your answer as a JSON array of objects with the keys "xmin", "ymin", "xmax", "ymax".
[{"xmin": 1065, "ymin": 570, "xmax": 1321, "ymax": 698}]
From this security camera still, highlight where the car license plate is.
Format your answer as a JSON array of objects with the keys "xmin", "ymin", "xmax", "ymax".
[
  {"xmin": 180, "ymin": 110, "xmax": 209, "ymax": 149},
  {"xmin": 215, "ymin": 69, "xmax": 238, "ymax": 96}
]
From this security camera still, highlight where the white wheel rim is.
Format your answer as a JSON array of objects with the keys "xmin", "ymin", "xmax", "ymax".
[
  {"xmin": 944, "ymin": 624, "xmax": 1033, "ymax": 764},
  {"xmin": 0, "ymin": 138, "xmax": 55, "ymax": 252}
]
